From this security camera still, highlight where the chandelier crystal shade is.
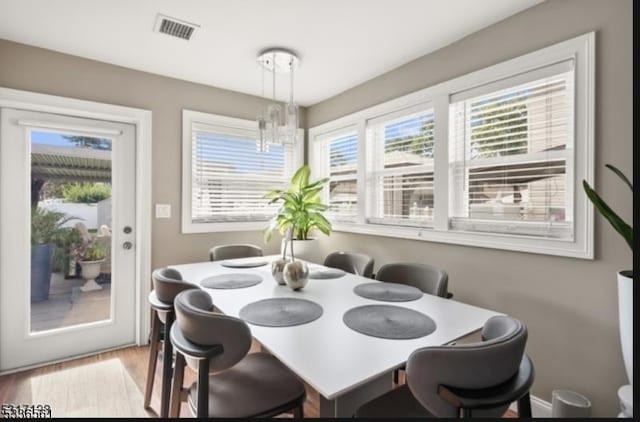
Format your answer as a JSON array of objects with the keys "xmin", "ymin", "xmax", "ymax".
[{"xmin": 256, "ymin": 48, "xmax": 299, "ymax": 152}]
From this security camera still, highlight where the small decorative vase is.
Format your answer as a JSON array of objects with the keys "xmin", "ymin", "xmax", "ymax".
[
  {"xmin": 271, "ymin": 258, "xmax": 290, "ymax": 285},
  {"xmin": 283, "ymin": 261, "xmax": 309, "ymax": 291}
]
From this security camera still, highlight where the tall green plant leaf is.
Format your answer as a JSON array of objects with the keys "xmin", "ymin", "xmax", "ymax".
[
  {"xmin": 583, "ymin": 180, "xmax": 633, "ymax": 249},
  {"xmin": 606, "ymin": 164, "xmax": 633, "ymax": 191},
  {"xmin": 290, "ymin": 165, "xmax": 310, "ymax": 191}
]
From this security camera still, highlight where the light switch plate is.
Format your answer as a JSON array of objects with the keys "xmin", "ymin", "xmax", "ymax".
[{"xmin": 155, "ymin": 204, "xmax": 171, "ymax": 219}]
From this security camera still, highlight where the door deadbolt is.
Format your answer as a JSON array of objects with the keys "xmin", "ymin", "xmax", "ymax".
[
  {"xmin": 123, "ymin": 241, "xmax": 133, "ymax": 250},
  {"xmin": 123, "ymin": 226, "xmax": 132, "ymax": 234}
]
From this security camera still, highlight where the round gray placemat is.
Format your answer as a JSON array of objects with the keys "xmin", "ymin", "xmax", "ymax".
[
  {"xmin": 343, "ymin": 305, "xmax": 436, "ymax": 339},
  {"xmin": 239, "ymin": 298, "xmax": 323, "ymax": 327},
  {"xmin": 354, "ymin": 282, "xmax": 423, "ymax": 302},
  {"xmin": 309, "ymin": 268, "xmax": 346, "ymax": 279},
  {"xmin": 220, "ymin": 259, "xmax": 268, "ymax": 268},
  {"xmin": 201, "ymin": 273, "xmax": 263, "ymax": 289}
]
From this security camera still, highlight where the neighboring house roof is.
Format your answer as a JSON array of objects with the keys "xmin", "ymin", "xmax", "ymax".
[{"xmin": 31, "ymin": 145, "xmax": 111, "ymax": 182}]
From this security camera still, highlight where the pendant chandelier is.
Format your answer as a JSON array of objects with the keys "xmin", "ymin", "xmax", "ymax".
[{"xmin": 256, "ymin": 48, "xmax": 299, "ymax": 152}]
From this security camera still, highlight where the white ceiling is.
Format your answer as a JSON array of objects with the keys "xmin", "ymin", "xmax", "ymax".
[{"xmin": 0, "ymin": 0, "xmax": 543, "ymax": 106}]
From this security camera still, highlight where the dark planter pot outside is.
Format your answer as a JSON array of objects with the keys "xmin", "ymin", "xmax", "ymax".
[{"xmin": 31, "ymin": 243, "xmax": 55, "ymax": 302}]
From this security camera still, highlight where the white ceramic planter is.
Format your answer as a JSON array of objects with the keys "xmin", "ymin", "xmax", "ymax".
[
  {"xmin": 617, "ymin": 271, "xmax": 633, "ymax": 385},
  {"xmin": 281, "ymin": 238, "xmax": 319, "ymax": 263},
  {"xmin": 79, "ymin": 259, "xmax": 105, "ymax": 292}
]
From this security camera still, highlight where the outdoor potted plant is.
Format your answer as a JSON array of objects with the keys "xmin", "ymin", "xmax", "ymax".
[
  {"xmin": 71, "ymin": 240, "xmax": 107, "ymax": 292},
  {"xmin": 30, "ymin": 208, "xmax": 77, "ymax": 302},
  {"xmin": 583, "ymin": 164, "xmax": 633, "ymax": 392},
  {"xmin": 264, "ymin": 164, "xmax": 332, "ymax": 264}
]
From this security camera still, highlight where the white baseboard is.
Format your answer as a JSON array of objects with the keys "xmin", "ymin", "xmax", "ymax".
[{"xmin": 510, "ymin": 394, "xmax": 553, "ymax": 418}]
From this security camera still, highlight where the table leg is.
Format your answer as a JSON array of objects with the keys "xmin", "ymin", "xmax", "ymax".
[{"xmin": 319, "ymin": 370, "xmax": 393, "ymax": 417}]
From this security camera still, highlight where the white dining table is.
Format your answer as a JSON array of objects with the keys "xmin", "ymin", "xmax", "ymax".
[{"xmin": 170, "ymin": 256, "xmax": 502, "ymax": 417}]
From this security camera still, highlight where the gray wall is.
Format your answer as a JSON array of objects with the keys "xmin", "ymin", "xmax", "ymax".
[
  {"xmin": 306, "ymin": 0, "xmax": 632, "ymax": 416},
  {"xmin": 0, "ymin": 39, "xmax": 304, "ymax": 266}
]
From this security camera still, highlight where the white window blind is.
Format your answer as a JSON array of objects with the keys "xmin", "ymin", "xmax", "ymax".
[
  {"xmin": 320, "ymin": 130, "xmax": 359, "ymax": 222},
  {"xmin": 449, "ymin": 60, "xmax": 575, "ymax": 239},
  {"xmin": 191, "ymin": 122, "xmax": 295, "ymax": 223},
  {"xmin": 366, "ymin": 108, "xmax": 435, "ymax": 227}
]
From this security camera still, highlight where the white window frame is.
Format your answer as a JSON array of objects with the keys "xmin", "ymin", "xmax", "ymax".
[
  {"xmin": 310, "ymin": 32, "xmax": 594, "ymax": 259},
  {"xmin": 314, "ymin": 125, "xmax": 360, "ymax": 223},
  {"xmin": 182, "ymin": 109, "xmax": 303, "ymax": 233},
  {"xmin": 365, "ymin": 102, "xmax": 437, "ymax": 229}
]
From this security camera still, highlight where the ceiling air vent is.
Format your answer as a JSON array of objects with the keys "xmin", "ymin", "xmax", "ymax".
[{"xmin": 154, "ymin": 14, "xmax": 199, "ymax": 40}]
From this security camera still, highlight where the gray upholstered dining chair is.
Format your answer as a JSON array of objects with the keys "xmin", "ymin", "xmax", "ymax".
[
  {"xmin": 324, "ymin": 251, "xmax": 375, "ymax": 278},
  {"xmin": 375, "ymin": 262, "xmax": 449, "ymax": 298},
  {"xmin": 144, "ymin": 268, "xmax": 199, "ymax": 418},
  {"xmin": 355, "ymin": 315, "xmax": 533, "ymax": 418},
  {"xmin": 168, "ymin": 289, "xmax": 307, "ymax": 418},
  {"xmin": 209, "ymin": 244, "xmax": 264, "ymax": 261},
  {"xmin": 376, "ymin": 262, "xmax": 451, "ymax": 383}
]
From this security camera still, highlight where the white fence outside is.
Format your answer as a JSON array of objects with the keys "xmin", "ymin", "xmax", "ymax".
[{"xmin": 40, "ymin": 199, "xmax": 103, "ymax": 229}]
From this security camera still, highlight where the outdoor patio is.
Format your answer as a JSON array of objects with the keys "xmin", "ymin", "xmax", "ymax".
[{"xmin": 31, "ymin": 272, "xmax": 111, "ymax": 332}]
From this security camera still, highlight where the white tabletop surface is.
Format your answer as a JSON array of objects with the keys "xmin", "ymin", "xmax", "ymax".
[{"xmin": 171, "ymin": 256, "xmax": 502, "ymax": 400}]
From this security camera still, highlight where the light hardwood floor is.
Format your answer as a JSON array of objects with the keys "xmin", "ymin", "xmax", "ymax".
[{"xmin": 0, "ymin": 344, "xmax": 516, "ymax": 418}]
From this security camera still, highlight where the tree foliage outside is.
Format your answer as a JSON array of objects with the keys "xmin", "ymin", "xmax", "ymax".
[
  {"xmin": 63, "ymin": 136, "xmax": 112, "ymax": 150},
  {"xmin": 62, "ymin": 182, "xmax": 112, "ymax": 203},
  {"xmin": 384, "ymin": 117, "xmax": 434, "ymax": 158},
  {"xmin": 470, "ymin": 96, "xmax": 528, "ymax": 159}
]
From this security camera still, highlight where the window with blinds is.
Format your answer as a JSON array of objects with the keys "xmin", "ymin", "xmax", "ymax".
[
  {"xmin": 321, "ymin": 131, "xmax": 359, "ymax": 222},
  {"xmin": 191, "ymin": 122, "xmax": 295, "ymax": 224},
  {"xmin": 366, "ymin": 108, "xmax": 435, "ymax": 227},
  {"xmin": 449, "ymin": 61, "xmax": 575, "ymax": 239}
]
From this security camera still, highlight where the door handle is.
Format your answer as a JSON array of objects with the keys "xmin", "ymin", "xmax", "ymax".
[{"xmin": 123, "ymin": 241, "xmax": 133, "ymax": 250}]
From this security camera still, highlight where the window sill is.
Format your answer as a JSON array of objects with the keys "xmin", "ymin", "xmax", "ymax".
[
  {"xmin": 181, "ymin": 220, "xmax": 269, "ymax": 234},
  {"xmin": 330, "ymin": 222, "xmax": 592, "ymax": 259}
]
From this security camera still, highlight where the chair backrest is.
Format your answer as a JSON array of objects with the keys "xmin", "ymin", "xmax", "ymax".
[
  {"xmin": 152, "ymin": 268, "xmax": 196, "ymax": 304},
  {"xmin": 174, "ymin": 289, "xmax": 252, "ymax": 372},
  {"xmin": 375, "ymin": 263, "xmax": 448, "ymax": 297},
  {"xmin": 406, "ymin": 315, "xmax": 528, "ymax": 417},
  {"xmin": 324, "ymin": 251, "xmax": 374, "ymax": 278},
  {"xmin": 209, "ymin": 244, "xmax": 264, "ymax": 261}
]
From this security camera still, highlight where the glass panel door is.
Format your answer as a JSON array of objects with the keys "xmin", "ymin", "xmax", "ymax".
[
  {"xmin": 0, "ymin": 108, "xmax": 136, "ymax": 371},
  {"xmin": 30, "ymin": 131, "xmax": 113, "ymax": 333}
]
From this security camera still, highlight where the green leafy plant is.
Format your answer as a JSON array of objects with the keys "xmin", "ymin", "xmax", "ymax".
[
  {"xmin": 71, "ymin": 240, "xmax": 107, "ymax": 262},
  {"xmin": 31, "ymin": 207, "xmax": 78, "ymax": 245},
  {"xmin": 263, "ymin": 165, "xmax": 332, "ymax": 243},
  {"xmin": 62, "ymin": 182, "xmax": 111, "ymax": 203},
  {"xmin": 52, "ymin": 226, "xmax": 83, "ymax": 274},
  {"xmin": 583, "ymin": 164, "xmax": 633, "ymax": 260}
]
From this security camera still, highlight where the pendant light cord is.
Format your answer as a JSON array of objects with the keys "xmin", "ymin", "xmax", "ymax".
[
  {"xmin": 272, "ymin": 52, "xmax": 276, "ymax": 102},
  {"xmin": 289, "ymin": 57, "xmax": 294, "ymax": 104}
]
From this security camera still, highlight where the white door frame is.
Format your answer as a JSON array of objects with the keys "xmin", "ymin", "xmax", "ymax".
[{"xmin": 0, "ymin": 87, "xmax": 152, "ymax": 354}]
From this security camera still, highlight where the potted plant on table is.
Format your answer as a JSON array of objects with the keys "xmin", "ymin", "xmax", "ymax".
[
  {"xmin": 264, "ymin": 165, "xmax": 332, "ymax": 289},
  {"xmin": 583, "ymin": 164, "xmax": 633, "ymax": 406},
  {"xmin": 71, "ymin": 240, "xmax": 107, "ymax": 292},
  {"xmin": 31, "ymin": 208, "xmax": 77, "ymax": 302}
]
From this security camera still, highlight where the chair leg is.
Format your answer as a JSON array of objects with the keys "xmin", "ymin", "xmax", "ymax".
[
  {"xmin": 160, "ymin": 312, "xmax": 174, "ymax": 418},
  {"xmin": 169, "ymin": 352, "xmax": 186, "ymax": 417},
  {"xmin": 197, "ymin": 358, "xmax": 210, "ymax": 418},
  {"xmin": 144, "ymin": 311, "xmax": 161, "ymax": 409},
  {"xmin": 292, "ymin": 404, "xmax": 304, "ymax": 418},
  {"xmin": 518, "ymin": 392, "xmax": 532, "ymax": 418}
]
